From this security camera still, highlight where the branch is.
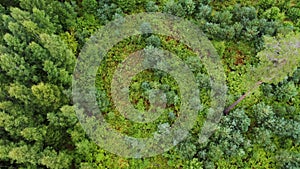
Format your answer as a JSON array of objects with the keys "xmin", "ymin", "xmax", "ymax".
[{"xmin": 223, "ymin": 81, "xmax": 263, "ymax": 115}]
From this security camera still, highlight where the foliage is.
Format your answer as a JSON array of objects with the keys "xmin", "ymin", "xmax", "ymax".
[{"xmin": 0, "ymin": 0, "xmax": 299, "ymax": 168}]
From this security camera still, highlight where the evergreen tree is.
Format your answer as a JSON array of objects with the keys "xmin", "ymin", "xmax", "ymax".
[{"xmin": 224, "ymin": 32, "xmax": 300, "ymax": 114}]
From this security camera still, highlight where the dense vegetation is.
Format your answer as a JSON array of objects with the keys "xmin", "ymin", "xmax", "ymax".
[{"xmin": 0, "ymin": 0, "xmax": 300, "ymax": 168}]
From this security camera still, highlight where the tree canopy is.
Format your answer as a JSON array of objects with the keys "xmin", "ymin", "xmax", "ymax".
[{"xmin": 0, "ymin": 0, "xmax": 300, "ymax": 168}]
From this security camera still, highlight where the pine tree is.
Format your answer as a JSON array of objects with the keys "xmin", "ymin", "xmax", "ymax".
[
  {"xmin": 224, "ymin": 32, "xmax": 300, "ymax": 115},
  {"xmin": 0, "ymin": 2, "xmax": 77, "ymax": 168}
]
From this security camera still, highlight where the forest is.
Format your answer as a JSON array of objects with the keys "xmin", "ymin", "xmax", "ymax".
[{"xmin": 0, "ymin": 0, "xmax": 300, "ymax": 168}]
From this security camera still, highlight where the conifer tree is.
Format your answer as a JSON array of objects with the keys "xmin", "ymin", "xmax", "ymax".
[{"xmin": 224, "ymin": 32, "xmax": 300, "ymax": 115}]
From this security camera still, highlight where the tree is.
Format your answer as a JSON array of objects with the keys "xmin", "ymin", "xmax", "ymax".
[
  {"xmin": 145, "ymin": 1, "xmax": 159, "ymax": 12},
  {"xmin": 224, "ymin": 32, "xmax": 300, "ymax": 115},
  {"xmin": 0, "ymin": 2, "xmax": 77, "ymax": 168},
  {"xmin": 198, "ymin": 109, "xmax": 251, "ymax": 168},
  {"xmin": 0, "ymin": 0, "xmax": 19, "ymax": 8},
  {"xmin": 1, "ymin": 0, "xmax": 300, "ymax": 168}
]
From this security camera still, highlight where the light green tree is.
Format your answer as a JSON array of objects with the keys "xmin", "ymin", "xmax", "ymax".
[{"xmin": 224, "ymin": 32, "xmax": 300, "ymax": 114}]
